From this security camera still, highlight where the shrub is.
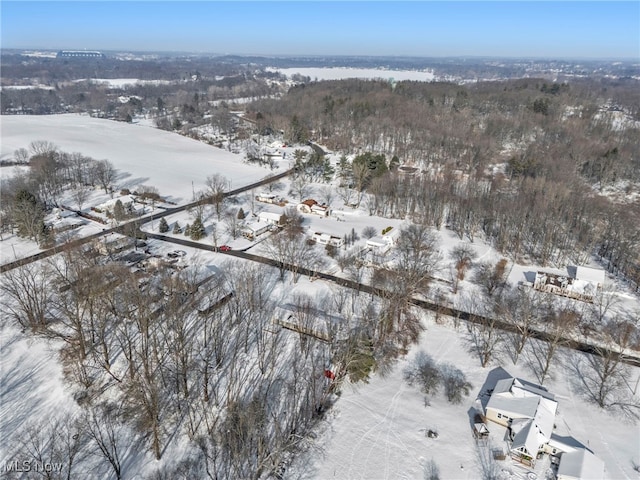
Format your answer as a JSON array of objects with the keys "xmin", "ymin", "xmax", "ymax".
[
  {"xmin": 158, "ymin": 217, "xmax": 169, "ymax": 233},
  {"xmin": 440, "ymin": 363, "xmax": 472, "ymax": 404},
  {"xmin": 403, "ymin": 351, "xmax": 440, "ymax": 396},
  {"xmin": 362, "ymin": 226, "xmax": 377, "ymax": 239}
]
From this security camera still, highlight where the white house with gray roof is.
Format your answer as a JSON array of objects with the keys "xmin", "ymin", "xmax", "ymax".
[{"xmin": 484, "ymin": 376, "xmax": 558, "ymax": 466}]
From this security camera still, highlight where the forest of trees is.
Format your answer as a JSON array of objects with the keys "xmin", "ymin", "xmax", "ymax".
[{"xmin": 247, "ymin": 78, "xmax": 640, "ymax": 289}]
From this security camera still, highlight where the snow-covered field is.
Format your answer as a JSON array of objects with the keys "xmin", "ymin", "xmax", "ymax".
[
  {"xmin": 268, "ymin": 67, "xmax": 435, "ymax": 82},
  {"xmin": 291, "ymin": 314, "xmax": 640, "ymax": 480},
  {"xmin": 78, "ymin": 78, "xmax": 176, "ymax": 87},
  {"xmin": 0, "ymin": 114, "xmax": 271, "ymax": 203}
]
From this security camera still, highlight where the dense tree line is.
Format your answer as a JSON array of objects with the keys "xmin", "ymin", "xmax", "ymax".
[
  {"xmin": 248, "ymin": 78, "xmax": 640, "ymax": 289},
  {"xmin": 0, "ymin": 142, "xmax": 117, "ymax": 246}
]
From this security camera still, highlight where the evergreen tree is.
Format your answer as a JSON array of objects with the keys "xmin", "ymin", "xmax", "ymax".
[
  {"xmin": 190, "ymin": 217, "xmax": 205, "ymax": 240},
  {"xmin": 183, "ymin": 223, "xmax": 191, "ymax": 236},
  {"xmin": 353, "ymin": 152, "xmax": 388, "ymax": 178},
  {"xmin": 237, "ymin": 208, "xmax": 246, "ymax": 220},
  {"xmin": 158, "ymin": 217, "xmax": 169, "ymax": 233},
  {"xmin": 113, "ymin": 199, "xmax": 126, "ymax": 222},
  {"xmin": 338, "ymin": 155, "xmax": 352, "ymax": 186},
  {"xmin": 322, "ymin": 159, "xmax": 335, "ymax": 183},
  {"xmin": 38, "ymin": 223, "xmax": 53, "ymax": 249},
  {"xmin": 172, "ymin": 221, "xmax": 182, "ymax": 234}
]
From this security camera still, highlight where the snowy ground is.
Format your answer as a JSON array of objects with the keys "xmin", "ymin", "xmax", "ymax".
[
  {"xmin": 289, "ymin": 314, "xmax": 640, "ymax": 480},
  {"xmin": 267, "ymin": 67, "xmax": 436, "ymax": 82},
  {"xmin": 0, "ymin": 114, "xmax": 272, "ymax": 203}
]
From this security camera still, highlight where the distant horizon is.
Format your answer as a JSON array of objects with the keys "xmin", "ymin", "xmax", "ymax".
[
  {"xmin": 2, "ymin": 2, "xmax": 639, "ymax": 61},
  {"xmin": 4, "ymin": 47, "xmax": 638, "ymax": 63}
]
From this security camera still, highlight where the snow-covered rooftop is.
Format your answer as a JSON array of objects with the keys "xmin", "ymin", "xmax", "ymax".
[
  {"xmin": 557, "ymin": 448, "xmax": 605, "ymax": 480},
  {"xmin": 575, "ymin": 266, "xmax": 606, "ymax": 285}
]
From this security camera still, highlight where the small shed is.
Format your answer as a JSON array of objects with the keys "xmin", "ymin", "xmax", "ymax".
[
  {"xmin": 557, "ymin": 448, "xmax": 605, "ymax": 480},
  {"xmin": 473, "ymin": 422, "xmax": 490, "ymax": 440}
]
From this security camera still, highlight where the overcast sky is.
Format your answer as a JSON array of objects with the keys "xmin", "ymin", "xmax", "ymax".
[{"xmin": 2, "ymin": 1, "xmax": 639, "ymax": 59}]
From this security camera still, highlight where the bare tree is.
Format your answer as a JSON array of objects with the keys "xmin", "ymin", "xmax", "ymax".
[
  {"xmin": 224, "ymin": 209, "xmax": 242, "ymax": 239},
  {"xmin": 495, "ymin": 287, "xmax": 544, "ymax": 364},
  {"xmin": 462, "ymin": 294, "xmax": 503, "ymax": 368},
  {"xmin": 83, "ymin": 403, "xmax": 130, "ymax": 480},
  {"xmin": 361, "ymin": 226, "xmax": 377, "ymax": 239},
  {"xmin": 319, "ymin": 185, "xmax": 335, "ymax": 208},
  {"xmin": 371, "ymin": 224, "xmax": 440, "ymax": 348},
  {"xmin": 11, "ymin": 413, "xmax": 86, "ymax": 480},
  {"xmin": 93, "ymin": 159, "xmax": 117, "ymax": 194},
  {"xmin": 14, "ymin": 147, "xmax": 30, "ymax": 163},
  {"xmin": 1, "ymin": 262, "xmax": 53, "ymax": 332},
  {"xmin": 525, "ymin": 306, "xmax": 579, "ymax": 384},
  {"xmin": 205, "ymin": 173, "xmax": 230, "ymax": 221},
  {"xmin": 137, "ymin": 185, "xmax": 161, "ymax": 211},
  {"xmin": 291, "ymin": 175, "xmax": 311, "ymax": 202},
  {"xmin": 568, "ymin": 315, "xmax": 640, "ymax": 419},
  {"xmin": 72, "ymin": 185, "xmax": 91, "ymax": 211},
  {"xmin": 29, "ymin": 140, "xmax": 58, "ymax": 157},
  {"xmin": 351, "ymin": 160, "xmax": 370, "ymax": 208},
  {"xmin": 585, "ymin": 284, "xmax": 620, "ymax": 329},
  {"xmin": 474, "ymin": 258, "xmax": 509, "ymax": 298},
  {"xmin": 449, "ymin": 244, "xmax": 478, "ymax": 294}
]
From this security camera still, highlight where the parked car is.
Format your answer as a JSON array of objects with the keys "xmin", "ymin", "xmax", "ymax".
[{"xmin": 219, "ymin": 245, "xmax": 232, "ymax": 252}]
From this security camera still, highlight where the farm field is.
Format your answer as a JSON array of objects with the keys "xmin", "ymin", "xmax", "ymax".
[{"xmin": 1, "ymin": 114, "xmax": 272, "ymax": 203}]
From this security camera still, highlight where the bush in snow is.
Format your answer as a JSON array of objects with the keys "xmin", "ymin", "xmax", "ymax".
[
  {"xmin": 158, "ymin": 217, "xmax": 169, "ymax": 233},
  {"xmin": 403, "ymin": 351, "xmax": 441, "ymax": 396},
  {"xmin": 362, "ymin": 226, "xmax": 377, "ymax": 239},
  {"xmin": 439, "ymin": 362, "xmax": 472, "ymax": 404},
  {"xmin": 404, "ymin": 352, "xmax": 472, "ymax": 404}
]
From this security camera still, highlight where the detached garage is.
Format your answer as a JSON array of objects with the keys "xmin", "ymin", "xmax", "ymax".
[{"xmin": 557, "ymin": 448, "xmax": 605, "ymax": 480}]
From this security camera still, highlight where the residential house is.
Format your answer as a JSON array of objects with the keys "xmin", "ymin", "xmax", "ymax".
[
  {"xmin": 258, "ymin": 211, "xmax": 284, "ymax": 226},
  {"xmin": 95, "ymin": 195, "xmax": 141, "ymax": 216},
  {"xmin": 484, "ymin": 376, "xmax": 558, "ymax": 466},
  {"xmin": 366, "ymin": 227, "xmax": 399, "ymax": 254},
  {"xmin": 534, "ymin": 265, "xmax": 605, "ymax": 302},
  {"xmin": 256, "ymin": 193, "xmax": 280, "ymax": 205},
  {"xmin": 312, "ymin": 232, "xmax": 344, "ymax": 247},
  {"xmin": 241, "ymin": 220, "xmax": 271, "ymax": 240},
  {"xmin": 297, "ymin": 199, "xmax": 330, "ymax": 217}
]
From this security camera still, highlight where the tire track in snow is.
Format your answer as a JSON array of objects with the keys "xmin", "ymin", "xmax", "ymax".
[{"xmin": 344, "ymin": 383, "xmax": 405, "ymax": 479}]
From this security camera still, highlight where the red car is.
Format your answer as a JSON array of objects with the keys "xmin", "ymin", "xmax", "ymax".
[{"xmin": 219, "ymin": 245, "xmax": 232, "ymax": 252}]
